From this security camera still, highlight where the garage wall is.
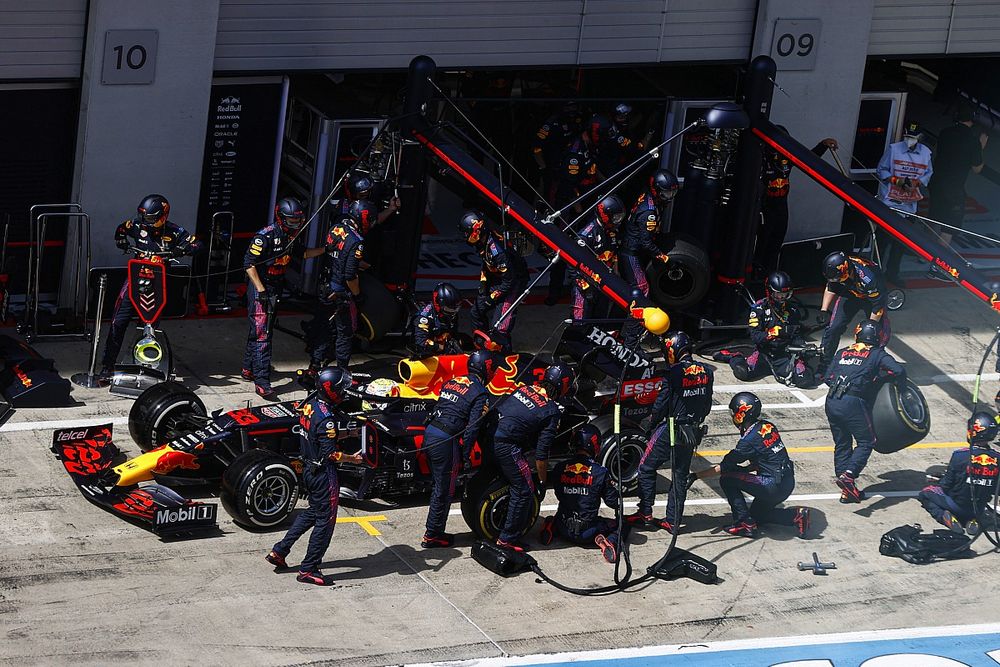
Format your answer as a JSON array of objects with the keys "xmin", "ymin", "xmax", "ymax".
[
  {"xmin": 213, "ymin": 0, "xmax": 757, "ymax": 72},
  {"xmin": 0, "ymin": 0, "xmax": 88, "ymax": 80},
  {"xmin": 869, "ymin": 0, "xmax": 1000, "ymax": 55}
]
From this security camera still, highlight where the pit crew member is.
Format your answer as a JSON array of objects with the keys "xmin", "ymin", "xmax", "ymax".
[
  {"xmin": 412, "ymin": 282, "xmax": 462, "ymax": 359},
  {"xmin": 817, "ymin": 251, "xmax": 890, "ymax": 375},
  {"xmin": 571, "ymin": 194, "xmax": 625, "ymax": 322}
]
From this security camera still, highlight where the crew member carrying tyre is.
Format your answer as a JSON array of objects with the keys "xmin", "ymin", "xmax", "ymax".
[
  {"xmin": 243, "ymin": 197, "xmax": 326, "ymax": 399},
  {"xmin": 727, "ymin": 271, "xmax": 810, "ymax": 387},
  {"xmin": 265, "ymin": 367, "xmax": 361, "ymax": 586},
  {"xmin": 824, "ymin": 320, "xmax": 906, "ymax": 503},
  {"xmin": 539, "ymin": 423, "xmax": 622, "ymax": 563},
  {"xmin": 492, "ymin": 363, "xmax": 573, "ymax": 552},
  {"xmin": 690, "ymin": 392, "xmax": 810, "ymax": 538},
  {"xmin": 100, "ymin": 194, "xmax": 202, "ymax": 380},
  {"xmin": 459, "ymin": 211, "xmax": 528, "ymax": 350},
  {"xmin": 817, "ymin": 251, "xmax": 890, "ymax": 376},
  {"xmin": 305, "ymin": 200, "xmax": 374, "ymax": 374},
  {"xmin": 571, "ymin": 194, "xmax": 625, "ymax": 322},
  {"xmin": 620, "ymin": 170, "xmax": 678, "ymax": 347},
  {"xmin": 412, "ymin": 282, "xmax": 462, "ymax": 359},
  {"xmin": 420, "ymin": 349, "xmax": 497, "ymax": 548},
  {"xmin": 627, "ymin": 331, "xmax": 713, "ymax": 533},
  {"xmin": 918, "ymin": 411, "xmax": 999, "ymax": 537}
]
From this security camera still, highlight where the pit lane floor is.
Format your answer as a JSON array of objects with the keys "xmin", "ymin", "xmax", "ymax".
[{"xmin": 3, "ymin": 284, "xmax": 1000, "ymax": 666}]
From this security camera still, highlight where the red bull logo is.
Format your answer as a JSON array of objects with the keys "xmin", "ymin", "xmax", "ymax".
[
  {"xmin": 683, "ymin": 364, "xmax": 705, "ymax": 376},
  {"xmin": 758, "ymin": 423, "xmax": 774, "ymax": 436},
  {"xmin": 12, "ymin": 364, "xmax": 31, "ymax": 388},
  {"xmin": 733, "ymin": 403, "xmax": 751, "ymax": 425},
  {"xmin": 487, "ymin": 355, "xmax": 523, "ymax": 396},
  {"xmin": 450, "ymin": 376, "xmax": 471, "ymax": 387},
  {"xmin": 970, "ymin": 453, "xmax": 996, "ymax": 466},
  {"xmin": 565, "ymin": 462, "xmax": 592, "ymax": 476},
  {"xmin": 934, "ymin": 257, "xmax": 959, "ymax": 278},
  {"xmin": 151, "ymin": 450, "xmax": 201, "ymax": 475}
]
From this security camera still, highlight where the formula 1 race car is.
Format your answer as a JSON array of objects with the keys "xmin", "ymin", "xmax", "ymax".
[{"xmin": 53, "ymin": 323, "xmax": 667, "ymax": 540}]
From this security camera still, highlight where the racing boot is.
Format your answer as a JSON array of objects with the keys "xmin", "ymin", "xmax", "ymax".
[
  {"xmin": 255, "ymin": 384, "xmax": 277, "ymax": 400},
  {"xmin": 296, "ymin": 570, "xmax": 334, "ymax": 586},
  {"xmin": 836, "ymin": 473, "xmax": 866, "ymax": 503},
  {"xmin": 966, "ymin": 518, "xmax": 982, "ymax": 537},
  {"xmin": 594, "ymin": 534, "xmax": 617, "ymax": 563},
  {"xmin": 723, "ymin": 520, "xmax": 758, "ymax": 537},
  {"xmin": 538, "ymin": 516, "xmax": 555, "ymax": 546},
  {"xmin": 420, "ymin": 532, "xmax": 455, "ymax": 548},
  {"xmin": 297, "ymin": 364, "xmax": 319, "ymax": 390},
  {"xmin": 653, "ymin": 518, "xmax": 678, "ymax": 534},
  {"xmin": 793, "ymin": 507, "xmax": 811, "ymax": 538},
  {"xmin": 265, "ymin": 550, "xmax": 288, "ymax": 568},
  {"xmin": 940, "ymin": 510, "xmax": 964, "ymax": 534},
  {"xmin": 625, "ymin": 511, "xmax": 655, "ymax": 528},
  {"xmin": 496, "ymin": 538, "xmax": 531, "ymax": 553},
  {"xmin": 241, "ymin": 368, "xmax": 254, "ymax": 382}
]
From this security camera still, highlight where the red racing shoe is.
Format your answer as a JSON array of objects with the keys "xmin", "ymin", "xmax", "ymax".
[
  {"xmin": 836, "ymin": 473, "xmax": 866, "ymax": 503},
  {"xmin": 296, "ymin": 571, "xmax": 334, "ymax": 586},
  {"xmin": 594, "ymin": 534, "xmax": 617, "ymax": 563},
  {"xmin": 724, "ymin": 521, "xmax": 758, "ymax": 537},
  {"xmin": 793, "ymin": 507, "xmax": 811, "ymax": 539},
  {"xmin": 496, "ymin": 539, "xmax": 530, "ymax": 553},
  {"xmin": 265, "ymin": 550, "xmax": 288, "ymax": 568},
  {"xmin": 420, "ymin": 533, "xmax": 455, "ymax": 548},
  {"xmin": 538, "ymin": 516, "xmax": 555, "ymax": 546}
]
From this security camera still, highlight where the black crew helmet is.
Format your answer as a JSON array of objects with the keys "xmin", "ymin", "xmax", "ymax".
[
  {"xmin": 138, "ymin": 194, "xmax": 170, "ymax": 227},
  {"xmin": 275, "ymin": 196, "xmax": 306, "ymax": 233},
  {"xmin": 650, "ymin": 169, "xmax": 680, "ymax": 203},
  {"xmin": 729, "ymin": 392, "xmax": 762, "ymax": 430},
  {"xmin": 316, "ymin": 366, "xmax": 352, "ymax": 404}
]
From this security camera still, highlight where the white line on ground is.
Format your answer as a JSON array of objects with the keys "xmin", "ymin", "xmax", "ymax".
[
  {"xmin": 407, "ymin": 622, "xmax": 1000, "ymax": 667},
  {"xmin": 447, "ymin": 490, "xmax": 918, "ymax": 516},
  {"xmin": 0, "ymin": 415, "xmax": 128, "ymax": 433}
]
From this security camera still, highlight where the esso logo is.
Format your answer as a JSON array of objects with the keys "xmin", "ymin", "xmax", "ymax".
[{"xmin": 620, "ymin": 378, "xmax": 661, "ymax": 400}]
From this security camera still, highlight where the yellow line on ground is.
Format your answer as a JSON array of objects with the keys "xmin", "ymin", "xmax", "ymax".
[
  {"xmin": 696, "ymin": 441, "xmax": 966, "ymax": 457},
  {"xmin": 336, "ymin": 515, "xmax": 388, "ymax": 536}
]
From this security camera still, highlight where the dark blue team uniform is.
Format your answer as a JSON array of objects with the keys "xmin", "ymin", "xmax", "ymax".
[
  {"xmin": 243, "ymin": 223, "xmax": 296, "ymax": 387},
  {"xmin": 824, "ymin": 342, "xmax": 905, "ymax": 478},
  {"xmin": 919, "ymin": 446, "xmax": 1000, "ymax": 524},
  {"xmin": 469, "ymin": 232, "xmax": 528, "ymax": 339},
  {"xmin": 635, "ymin": 359, "xmax": 713, "ymax": 525},
  {"xmin": 271, "ymin": 396, "xmax": 346, "ymax": 574},
  {"xmin": 307, "ymin": 218, "xmax": 364, "ymax": 368},
  {"xmin": 102, "ymin": 218, "xmax": 201, "ymax": 369},
  {"xmin": 820, "ymin": 257, "xmax": 891, "ymax": 369},
  {"xmin": 551, "ymin": 454, "xmax": 620, "ymax": 545},
  {"xmin": 730, "ymin": 297, "xmax": 807, "ymax": 385},
  {"xmin": 620, "ymin": 193, "xmax": 665, "ymax": 346},
  {"xmin": 413, "ymin": 303, "xmax": 460, "ymax": 358},
  {"xmin": 492, "ymin": 384, "xmax": 562, "ymax": 542},
  {"xmin": 720, "ymin": 419, "xmax": 798, "ymax": 526},
  {"xmin": 571, "ymin": 215, "xmax": 616, "ymax": 322},
  {"xmin": 423, "ymin": 374, "xmax": 490, "ymax": 537}
]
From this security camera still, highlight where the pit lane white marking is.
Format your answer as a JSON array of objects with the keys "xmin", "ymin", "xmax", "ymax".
[
  {"xmin": 0, "ymin": 416, "xmax": 129, "ymax": 433},
  {"xmin": 409, "ymin": 622, "xmax": 1000, "ymax": 667},
  {"xmin": 448, "ymin": 490, "xmax": 919, "ymax": 516}
]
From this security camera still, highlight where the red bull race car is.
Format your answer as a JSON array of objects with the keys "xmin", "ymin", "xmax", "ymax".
[{"xmin": 52, "ymin": 323, "xmax": 669, "ymax": 540}]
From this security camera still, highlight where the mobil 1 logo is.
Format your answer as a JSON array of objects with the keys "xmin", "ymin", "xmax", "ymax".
[
  {"xmin": 771, "ymin": 19, "xmax": 820, "ymax": 71},
  {"xmin": 102, "ymin": 30, "xmax": 158, "ymax": 84}
]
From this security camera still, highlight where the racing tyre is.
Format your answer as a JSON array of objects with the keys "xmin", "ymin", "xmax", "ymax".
[
  {"xmin": 648, "ymin": 238, "xmax": 710, "ymax": 310},
  {"xmin": 128, "ymin": 380, "xmax": 207, "ymax": 452},
  {"xmin": 460, "ymin": 472, "xmax": 540, "ymax": 542},
  {"xmin": 357, "ymin": 273, "xmax": 403, "ymax": 342},
  {"xmin": 590, "ymin": 415, "xmax": 646, "ymax": 494},
  {"xmin": 871, "ymin": 379, "xmax": 930, "ymax": 454},
  {"xmin": 221, "ymin": 449, "xmax": 300, "ymax": 529},
  {"xmin": 886, "ymin": 288, "xmax": 905, "ymax": 311}
]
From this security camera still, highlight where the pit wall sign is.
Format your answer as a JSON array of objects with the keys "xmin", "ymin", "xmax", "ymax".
[{"xmin": 771, "ymin": 19, "xmax": 820, "ymax": 71}]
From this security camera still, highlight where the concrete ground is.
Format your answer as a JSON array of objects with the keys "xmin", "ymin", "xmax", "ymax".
[{"xmin": 3, "ymin": 283, "xmax": 1000, "ymax": 666}]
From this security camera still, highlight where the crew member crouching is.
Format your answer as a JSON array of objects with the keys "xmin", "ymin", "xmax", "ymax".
[
  {"xmin": 412, "ymin": 282, "xmax": 462, "ymax": 358},
  {"xmin": 539, "ymin": 424, "xmax": 622, "ymax": 563}
]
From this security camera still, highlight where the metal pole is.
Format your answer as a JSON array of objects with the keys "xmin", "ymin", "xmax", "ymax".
[{"xmin": 72, "ymin": 273, "xmax": 107, "ymax": 388}]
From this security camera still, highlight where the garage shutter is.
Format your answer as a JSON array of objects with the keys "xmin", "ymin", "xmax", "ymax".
[
  {"xmin": 869, "ymin": 0, "xmax": 1000, "ymax": 56},
  {"xmin": 0, "ymin": 0, "xmax": 88, "ymax": 80}
]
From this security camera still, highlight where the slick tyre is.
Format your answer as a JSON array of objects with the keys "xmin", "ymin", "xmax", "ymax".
[
  {"xmin": 461, "ymin": 472, "xmax": 540, "ymax": 542},
  {"xmin": 590, "ymin": 415, "xmax": 646, "ymax": 494},
  {"xmin": 357, "ymin": 273, "xmax": 403, "ymax": 342},
  {"xmin": 871, "ymin": 379, "xmax": 930, "ymax": 454},
  {"xmin": 648, "ymin": 238, "xmax": 710, "ymax": 310},
  {"xmin": 128, "ymin": 380, "xmax": 207, "ymax": 452},
  {"xmin": 221, "ymin": 449, "xmax": 299, "ymax": 529}
]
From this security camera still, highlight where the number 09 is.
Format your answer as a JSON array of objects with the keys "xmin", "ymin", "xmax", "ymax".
[{"xmin": 776, "ymin": 32, "xmax": 814, "ymax": 57}]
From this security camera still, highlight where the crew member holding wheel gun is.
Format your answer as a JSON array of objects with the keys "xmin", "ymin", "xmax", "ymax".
[
  {"xmin": 539, "ymin": 423, "xmax": 623, "ymax": 563},
  {"xmin": 266, "ymin": 367, "xmax": 360, "ymax": 586},
  {"xmin": 817, "ymin": 251, "xmax": 890, "ymax": 377},
  {"xmin": 491, "ymin": 363, "xmax": 573, "ymax": 553},
  {"xmin": 726, "ymin": 271, "xmax": 811, "ymax": 387},
  {"xmin": 627, "ymin": 331, "xmax": 713, "ymax": 534},
  {"xmin": 412, "ymin": 282, "xmax": 462, "ymax": 359},
  {"xmin": 243, "ymin": 197, "xmax": 326, "ymax": 399},
  {"xmin": 824, "ymin": 320, "xmax": 906, "ymax": 503},
  {"xmin": 420, "ymin": 349, "xmax": 497, "ymax": 548},
  {"xmin": 305, "ymin": 200, "xmax": 375, "ymax": 376},
  {"xmin": 100, "ymin": 194, "xmax": 202, "ymax": 380}
]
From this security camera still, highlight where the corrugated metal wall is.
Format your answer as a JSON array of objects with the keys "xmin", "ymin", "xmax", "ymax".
[
  {"xmin": 213, "ymin": 0, "xmax": 757, "ymax": 72},
  {"xmin": 869, "ymin": 0, "xmax": 1000, "ymax": 55},
  {"xmin": 0, "ymin": 0, "xmax": 88, "ymax": 80}
]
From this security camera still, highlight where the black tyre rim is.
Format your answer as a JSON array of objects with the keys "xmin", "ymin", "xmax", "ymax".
[
  {"xmin": 605, "ymin": 439, "xmax": 645, "ymax": 491},
  {"xmin": 252, "ymin": 475, "xmax": 293, "ymax": 519},
  {"xmin": 487, "ymin": 495, "xmax": 509, "ymax": 536},
  {"xmin": 898, "ymin": 385, "xmax": 927, "ymax": 426},
  {"xmin": 656, "ymin": 264, "xmax": 695, "ymax": 301},
  {"xmin": 148, "ymin": 400, "xmax": 203, "ymax": 449}
]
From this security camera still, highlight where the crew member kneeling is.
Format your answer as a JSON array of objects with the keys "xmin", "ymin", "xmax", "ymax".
[
  {"xmin": 539, "ymin": 424, "xmax": 622, "ymax": 563},
  {"xmin": 918, "ymin": 411, "xmax": 999, "ymax": 537},
  {"xmin": 691, "ymin": 392, "xmax": 810, "ymax": 538},
  {"xmin": 265, "ymin": 368, "xmax": 360, "ymax": 586},
  {"xmin": 824, "ymin": 319, "xmax": 905, "ymax": 503},
  {"xmin": 413, "ymin": 282, "xmax": 462, "ymax": 358},
  {"xmin": 492, "ymin": 364, "xmax": 573, "ymax": 552}
]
